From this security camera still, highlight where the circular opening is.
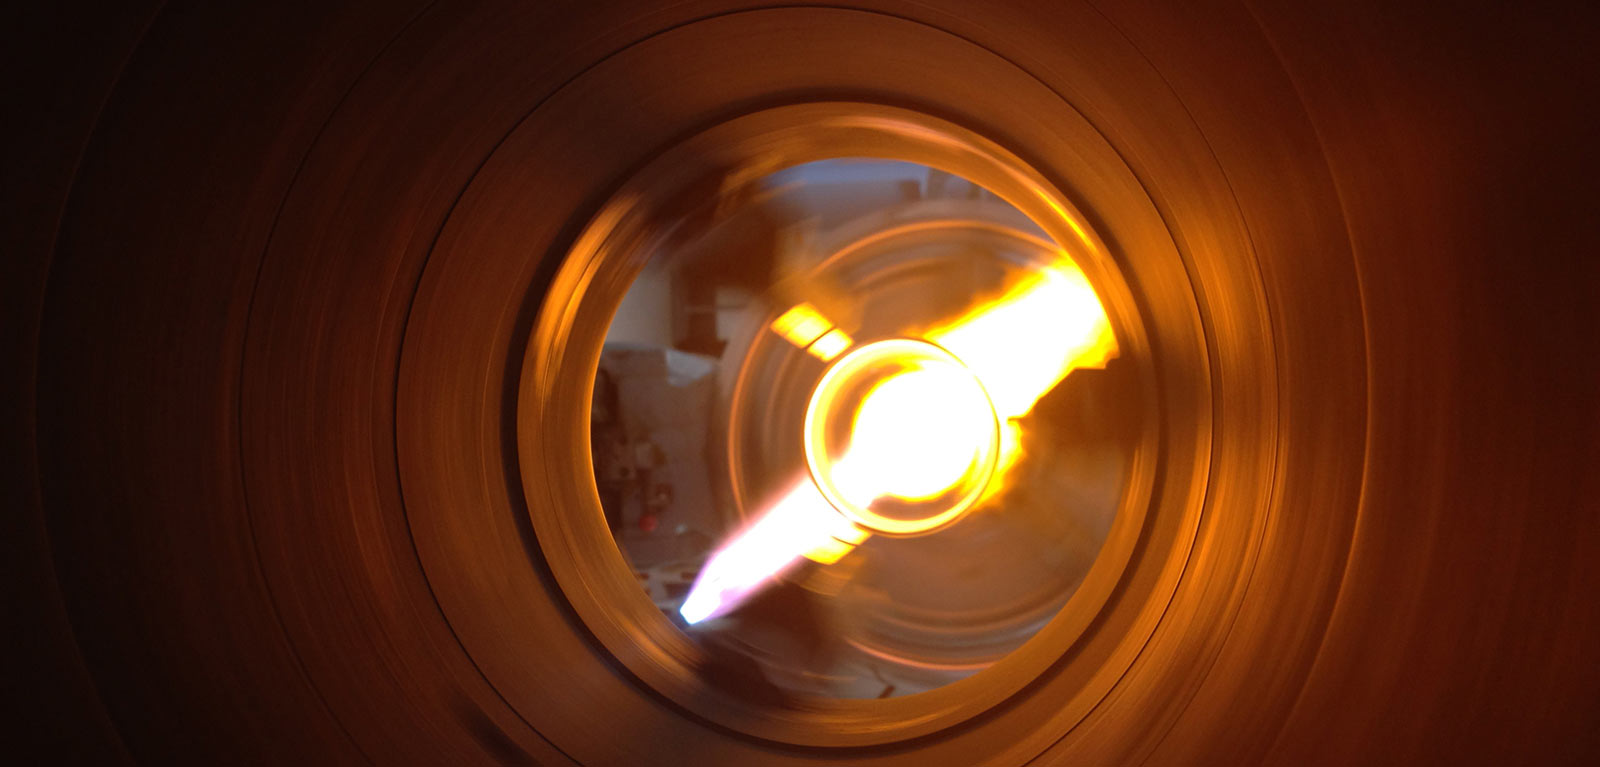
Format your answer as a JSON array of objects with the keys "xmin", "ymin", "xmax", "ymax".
[
  {"xmin": 803, "ymin": 337, "xmax": 1000, "ymax": 537},
  {"xmin": 525, "ymin": 104, "xmax": 1162, "ymax": 744},
  {"xmin": 591, "ymin": 153, "xmax": 1137, "ymax": 699}
]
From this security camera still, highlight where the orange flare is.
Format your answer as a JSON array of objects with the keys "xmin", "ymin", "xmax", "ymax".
[{"xmin": 685, "ymin": 260, "xmax": 1116, "ymax": 622}]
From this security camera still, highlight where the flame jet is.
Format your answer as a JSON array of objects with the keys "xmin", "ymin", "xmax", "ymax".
[{"xmin": 680, "ymin": 262, "xmax": 1116, "ymax": 625}]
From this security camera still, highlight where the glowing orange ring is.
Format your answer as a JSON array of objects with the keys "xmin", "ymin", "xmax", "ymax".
[{"xmin": 802, "ymin": 338, "xmax": 1001, "ymax": 536}]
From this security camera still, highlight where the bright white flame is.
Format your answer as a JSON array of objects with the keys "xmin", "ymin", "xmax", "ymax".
[
  {"xmin": 828, "ymin": 364, "xmax": 994, "ymax": 505},
  {"xmin": 679, "ymin": 478, "xmax": 863, "ymax": 624},
  {"xmin": 682, "ymin": 260, "xmax": 1117, "ymax": 624},
  {"xmin": 928, "ymin": 268, "xmax": 1115, "ymax": 421}
]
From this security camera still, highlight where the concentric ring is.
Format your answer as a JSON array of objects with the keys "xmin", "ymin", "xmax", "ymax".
[{"xmin": 802, "ymin": 337, "xmax": 1001, "ymax": 536}]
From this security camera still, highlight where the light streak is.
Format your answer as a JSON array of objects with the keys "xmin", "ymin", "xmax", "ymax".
[
  {"xmin": 681, "ymin": 257, "xmax": 1116, "ymax": 624},
  {"xmin": 926, "ymin": 266, "xmax": 1116, "ymax": 495},
  {"xmin": 677, "ymin": 478, "xmax": 866, "ymax": 625},
  {"xmin": 807, "ymin": 328, "xmax": 853, "ymax": 361},
  {"xmin": 769, "ymin": 303, "xmax": 853, "ymax": 361},
  {"xmin": 770, "ymin": 302, "xmax": 831, "ymax": 348}
]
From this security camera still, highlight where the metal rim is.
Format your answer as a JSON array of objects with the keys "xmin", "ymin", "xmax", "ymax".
[
  {"xmin": 520, "ymin": 102, "xmax": 1169, "ymax": 745},
  {"xmin": 396, "ymin": 7, "xmax": 1285, "ymax": 762}
]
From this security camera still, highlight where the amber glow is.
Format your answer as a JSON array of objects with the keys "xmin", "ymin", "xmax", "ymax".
[
  {"xmin": 808, "ymin": 328, "xmax": 853, "ymax": 361},
  {"xmin": 682, "ymin": 256, "xmax": 1115, "ymax": 624},
  {"xmin": 830, "ymin": 366, "xmax": 995, "ymax": 504},
  {"xmin": 770, "ymin": 302, "xmax": 831, "ymax": 347},
  {"xmin": 770, "ymin": 303, "xmax": 853, "ymax": 361},
  {"xmin": 804, "ymin": 338, "xmax": 1000, "ymax": 536},
  {"xmin": 928, "ymin": 267, "xmax": 1116, "ymax": 419},
  {"xmin": 928, "ymin": 265, "xmax": 1116, "ymax": 493}
]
